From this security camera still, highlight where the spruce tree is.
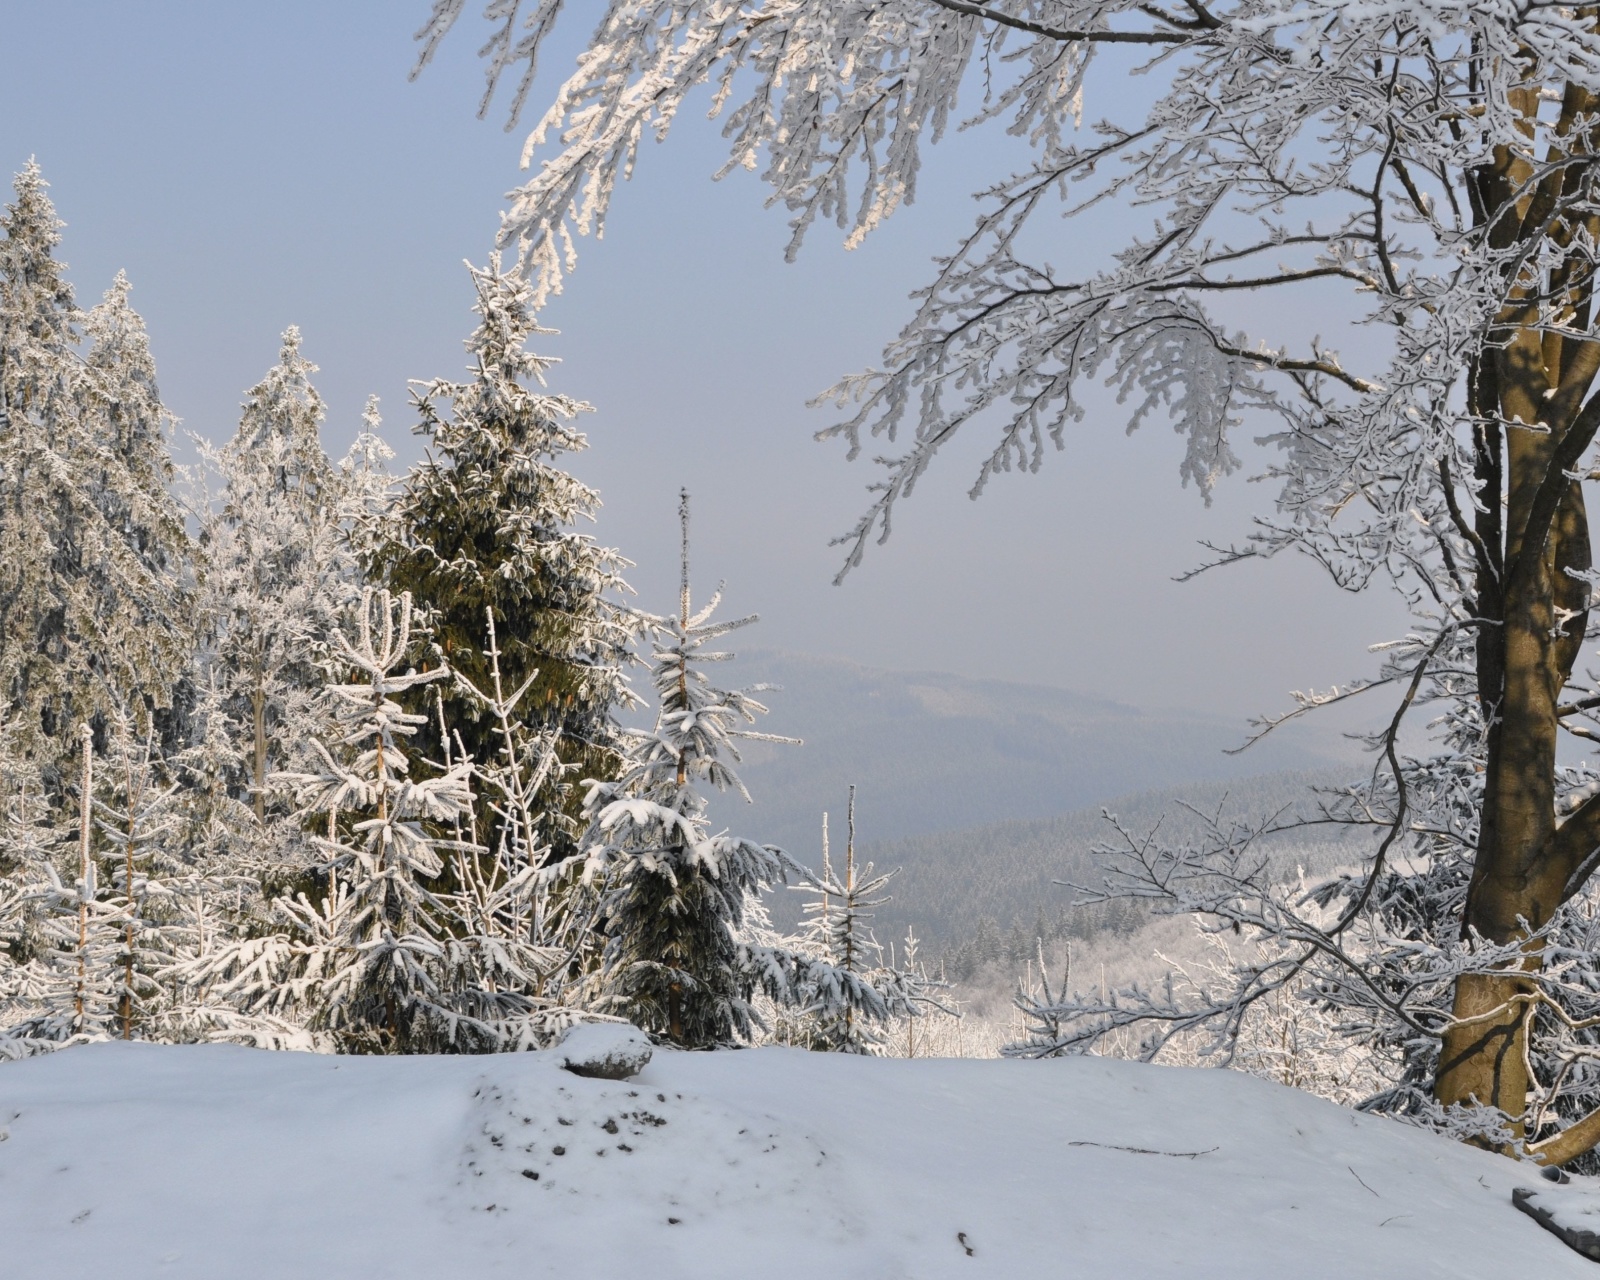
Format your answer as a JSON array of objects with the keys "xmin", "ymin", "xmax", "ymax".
[
  {"xmin": 373, "ymin": 259, "xmax": 633, "ymax": 866},
  {"xmin": 0, "ymin": 710, "xmax": 68, "ymax": 1054},
  {"xmin": 197, "ymin": 328, "xmax": 355, "ymax": 824},
  {"xmin": 577, "ymin": 494, "xmax": 795, "ymax": 1048},
  {"xmin": 169, "ymin": 591, "xmax": 588, "ymax": 1053},
  {"xmin": 0, "ymin": 726, "xmax": 123, "ymax": 1054},
  {"xmin": 0, "ymin": 163, "xmax": 192, "ymax": 790},
  {"xmin": 0, "ymin": 163, "xmax": 92, "ymax": 768},
  {"xmin": 80, "ymin": 271, "xmax": 195, "ymax": 724},
  {"xmin": 786, "ymin": 791, "xmax": 944, "ymax": 1054}
]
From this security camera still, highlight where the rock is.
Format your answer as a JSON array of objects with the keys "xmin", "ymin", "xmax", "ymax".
[
  {"xmin": 1513, "ymin": 1184, "xmax": 1600, "ymax": 1261},
  {"xmin": 556, "ymin": 1023, "xmax": 653, "ymax": 1081}
]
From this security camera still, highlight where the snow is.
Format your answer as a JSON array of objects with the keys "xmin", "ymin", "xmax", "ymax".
[{"xmin": 0, "ymin": 1042, "xmax": 1590, "ymax": 1278}]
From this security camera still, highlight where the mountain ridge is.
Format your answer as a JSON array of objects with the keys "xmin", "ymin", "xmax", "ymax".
[{"xmin": 703, "ymin": 648, "xmax": 1358, "ymax": 861}]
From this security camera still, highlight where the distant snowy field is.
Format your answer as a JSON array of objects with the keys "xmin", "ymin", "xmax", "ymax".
[{"xmin": 0, "ymin": 1043, "xmax": 1589, "ymax": 1278}]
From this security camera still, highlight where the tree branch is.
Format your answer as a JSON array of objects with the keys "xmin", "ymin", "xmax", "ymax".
[
  {"xmin": 1507, "ymin": 390, "xmax": 1600, "ymax": 599},
  {"xmin": 1556, "ymin": 783, "xmax": 1600, "ymax": 902},
  {"xmin": 924, "ymin": 0, "xmax": 1193, "ymax": 43},
  {"xmin": 1148, "ymin": 266, "xmax": 1372, "ymax": 293},
  {"xmin": 1529, "ymin": 1097, "xmax": 1600, "ymax": 1166}
]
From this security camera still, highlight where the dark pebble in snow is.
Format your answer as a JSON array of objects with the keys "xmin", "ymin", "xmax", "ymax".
[
  {"xmin": 668, "ymin": 1218, "xmax": 680, "ymax": 1225},
  {"xmin": 552, "ymin": 1146, "xmax": 566, "ymax": 1156},
  {"xmin": 601, "ymin": 1118, "xmax": 619, "ymax": 1134},
  {"xmin": 522, "ymin": 1170, "xmax": 539, "ymax": 1181}
]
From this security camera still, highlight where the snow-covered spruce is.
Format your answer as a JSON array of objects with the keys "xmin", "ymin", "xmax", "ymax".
[
  {"xmin": 0, "ymin": 163, "xmax": 192, "ymax": 794},
  {"xmin": 782, "ymin": 793, "xmax": 950, "ymax": 1054},
  {"xmin": 0, "ymin": 714, "xmax": 67, "ymax": 1053},
  {"xmin": 575, "ymin": 493, "xmax": 804, "ymax": 1048},
  {"xmin": 0, "ymin": 727, "xmax": 121, "ymax": 1055},
  {"xmin": 269, "ymin": 589, "xmax": 475, "ymax": 1050},
  {"xmin": 372, "ymin": 257, "xmax": 635, "ymax": 869},
  {"xmin": 194, "ymin": 327, "xmax": 378, "ymax": 831},
  {"xmin": 177, "ymin": 588, "xmax": 588, "ymax": 1053}
]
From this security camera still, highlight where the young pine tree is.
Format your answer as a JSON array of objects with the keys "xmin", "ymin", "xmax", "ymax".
[
  {"xmin": 92, "ymin": 703, "xmax": 193, "ymax": 1042},
  {"xmin": 0, "ymin": 712, "xmax": 68, "ymax": 1054},
  {"xmin": 268, "ymin": 589, "xmax": 471, "ymax": 1052},
  {"xmin": 0, "ymin": 727, "xmax": 123, "ymax": 1055},
  {"xmin": 170, "ymin": 594, "xmax": 592, "ymax": 1053},
  {"xmin": 577, "ymin": 493, "xmax": 796, "ymax": 1048},
  {"xmin": 786, "ymin": 790, "xmax": 945, "ymax": 1054},
  {"xmin": 373, "ymin": 259, "xmax": 634, "ymax": 866}
]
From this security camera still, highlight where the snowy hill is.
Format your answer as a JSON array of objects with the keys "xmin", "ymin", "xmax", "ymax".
[
  {"xmin": 705, "ymin": 650, "xmax": 1352, "ymax": 858},
  {"xmin": 0, "ymin": 1042, "xmax": 1588, "ymax": 1278}
]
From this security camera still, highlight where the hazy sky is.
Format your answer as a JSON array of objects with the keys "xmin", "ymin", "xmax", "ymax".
[{"xmin": 0, "ymin": 3, "xmax": 1402, "ymax": 746}]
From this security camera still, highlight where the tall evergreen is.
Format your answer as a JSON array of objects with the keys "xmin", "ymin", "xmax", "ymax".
[
  {"xmin": 0, "ymin": 163, "xmax": 192, "ymax": 789},
  {"xmin": 197, "ymin": 328, "xmax": 354, "ymax": 824},
  {"xmin": 373, "ymin": 259, "xmax": 634, "ymax": 866},
  {"xmin": 81, "ymin": 272, "xmax": 194, "ymax": 720}
]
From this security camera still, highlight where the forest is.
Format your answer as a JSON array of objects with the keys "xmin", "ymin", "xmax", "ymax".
[{"xmin": 0, "ymin": 162, "xmax": 943, "ymax": 1062}]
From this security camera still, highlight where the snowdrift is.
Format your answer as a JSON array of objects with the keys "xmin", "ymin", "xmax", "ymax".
[{"xmin": 0, "ymin": 1042, "xmax": 1588, "ymax": 1278}]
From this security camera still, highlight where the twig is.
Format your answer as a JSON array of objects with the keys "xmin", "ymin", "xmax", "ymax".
[
  {"xmin": 1068, "ymin": 1141, "xmax": 1218, "ymax": 1158},
  {"xmin": 1348, "ymin": 1165, "xmax": 1380, "ymax": 1197}
]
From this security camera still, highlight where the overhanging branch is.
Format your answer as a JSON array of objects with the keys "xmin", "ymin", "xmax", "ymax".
[{"xmin": 925, "ymin": 0, "xmax": 1193, "ymax": 43}]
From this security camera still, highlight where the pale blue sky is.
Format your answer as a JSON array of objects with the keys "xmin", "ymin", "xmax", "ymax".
[{"xmin": 0, "ymin": 2, "xmax": 1399, "ymax": 747}]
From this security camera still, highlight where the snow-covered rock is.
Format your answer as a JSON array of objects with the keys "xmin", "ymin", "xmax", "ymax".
[
  {"xmin": 556, "ymin": 1021, "xmax": 652, "ymax": 1080},
  {"xmin": 1514, "ymin": 1180, "xmax": 1600, "ymax": 1261},
  {"xmin": 0, "ymin": 1042, "xmax": 1592, "ymax": 1278}
]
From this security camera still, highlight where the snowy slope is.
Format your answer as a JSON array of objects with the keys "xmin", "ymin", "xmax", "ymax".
[{"xmin": 0, "ymin": 1042, "xmax": 1587, "ymax": 1279}]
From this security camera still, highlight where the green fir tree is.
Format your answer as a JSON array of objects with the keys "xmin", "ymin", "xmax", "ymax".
[{"xmin": 373, "ymin": 259, "xmax": 634, "ymax": 866}]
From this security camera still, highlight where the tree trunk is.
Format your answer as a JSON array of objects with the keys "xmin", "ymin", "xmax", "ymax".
[
  {"xmin": 251, "ymin": 658, "xmax": 267, "ymax": 823},
  {"xmin": 1437, "ymin": 104, "xmax": 1600, "ymax": 1135}
]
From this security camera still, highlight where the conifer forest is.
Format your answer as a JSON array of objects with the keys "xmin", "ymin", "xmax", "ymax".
[{"xmin": 0, "ymin": 163, "xmax": 945, "ymax": 1061}]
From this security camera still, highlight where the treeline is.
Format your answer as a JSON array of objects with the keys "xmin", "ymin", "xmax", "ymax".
[
  {"xmin": 0, "ymin": 164, "xmax": 939, "ymax": 1060},
  {"xmin": 939, "ymin": 900, "xmax": 1150, "ymax": 984},
  {"xmin": 852, "ymin": 770, "xmax": 1363, "ymax": 957}
]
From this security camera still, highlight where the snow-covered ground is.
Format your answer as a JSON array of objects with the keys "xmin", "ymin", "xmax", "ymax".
[{"xmin": 0, "ymin": 1041, "xmax": 1589, "ymax": 1278}]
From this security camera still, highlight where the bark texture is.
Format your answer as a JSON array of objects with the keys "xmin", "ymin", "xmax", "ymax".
[{"xmin": 1438, "ymin": 82, "xmax": 1600, "ymax": 1143}]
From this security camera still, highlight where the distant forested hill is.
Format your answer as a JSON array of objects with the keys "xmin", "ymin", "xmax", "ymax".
[
  {"xmin": 705, "ymin": 650, "xmax": 1357, "ymax": 863},
  {"xmin": 687, "ymin": 652, "xmax": 1369, "ymax": 948},
  {"xmin": 847, "ymin": 769, "xmax": 1368, "ymax": 958}
]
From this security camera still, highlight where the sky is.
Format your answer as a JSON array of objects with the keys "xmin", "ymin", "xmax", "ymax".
[{"xmin": 0, "ymin": 3, "xmax": 1402, "ymax": 746}]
